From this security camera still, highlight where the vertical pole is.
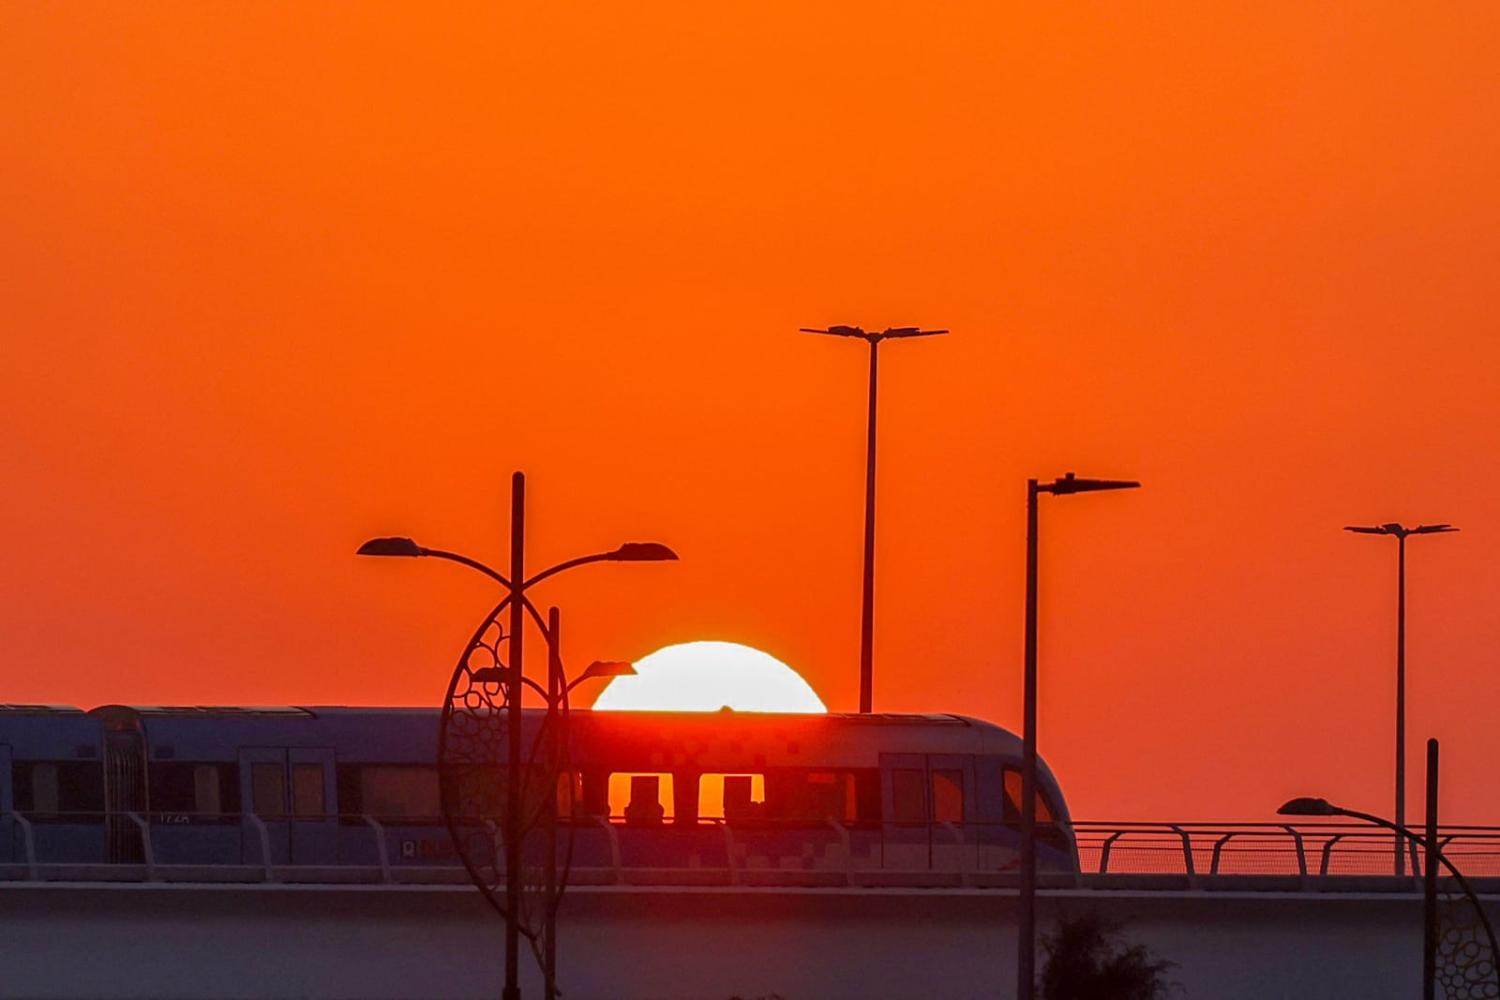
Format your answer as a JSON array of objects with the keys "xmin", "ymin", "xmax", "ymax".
[
  {"xmin": 544, "ymin": 606, "xmax": 561, "ymax": 1000},
  {"xmin": 1423, "ymin": 738, "xmax": 1438, "ymax": 1000},
  {"xmin": 1018, "ymin": 480, "xmax": 1040, "ymax": 1000},
  {"xmin": 858, "ymin": 336, "xmax": 880, "ymax": 714},
  {"xmin": 1396, "ymin": 534, "xmax": 1407, "ymax": 877},
  {"xmin": 504, "ymin": 472, "xmax": 525, "ymax": 1000}
]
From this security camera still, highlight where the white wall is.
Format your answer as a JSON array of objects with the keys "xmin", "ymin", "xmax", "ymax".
[{"xmin": 0, "ymin": 882, "xmax": 1466, "ymax": 999}]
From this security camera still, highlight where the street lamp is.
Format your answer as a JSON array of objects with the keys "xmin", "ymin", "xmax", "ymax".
[
  {"xmin": 1279, "ymin": 740, "xmax": 1498, "ymax": 1000},
  {"xmin": 359, "ymin": 471, "xmax": 675, "ymax": 1000},
  {"xmin": 569, "ymin": 659, "xmax": 636, "ymax": 693},
  {"xmin": 801, "ymin": 324, "xmax": 948, "ymax": 713},
  {"xmin": 537, "ymin": 616, "xmax": 632, "ymax": 1000},
  {"xmin": 1018, "ymin": 472, "xmax": 1139, "ymax": 1000},
  {"xmin": 467, "ymin": 659, "xmax": 636, "ymax": 700},
  {"xmin": 1344, "ymin": 521, "xmax": 1458, "ymax": 875}
]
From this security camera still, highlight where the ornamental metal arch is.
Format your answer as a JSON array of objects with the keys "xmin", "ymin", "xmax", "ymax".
[{"xmin": 437, "ymin": 594, "xmax": 577, "ymax": 980}]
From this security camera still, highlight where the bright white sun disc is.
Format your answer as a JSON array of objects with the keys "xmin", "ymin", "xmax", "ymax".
[{"xmin": 591, "ymin": 640, "xmax": 827, "ymax": 713}]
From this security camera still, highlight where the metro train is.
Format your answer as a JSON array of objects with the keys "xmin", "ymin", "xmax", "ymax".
[{"xmin": 0, "ymin": 704, "xmax": 1076, "ymax": 874}]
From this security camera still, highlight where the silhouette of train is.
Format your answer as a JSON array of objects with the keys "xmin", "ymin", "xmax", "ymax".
[{"xmin": 0, "ymin": 704, "xmax": 1075, "ymax": 875}]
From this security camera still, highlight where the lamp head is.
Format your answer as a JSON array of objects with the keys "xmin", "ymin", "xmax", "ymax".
[
  {"xmin": 1277, "ymin": 796, "xmax": 1340, "ymax": 817},
  {"xmin": 580, "ymin": 660, "xmax": 636, "ymax": 682},
  {"xmin": 357, "ymin": 536, "xmax": 426, "ymax": 557},
  {"xmin": 799, "ymin": 325, "xmax": 867, "ymax": 338},
  {"xmin": 1345, "ymin": 523, "xmax": 1457, "ymax": 538},
  {"xmin": 882, "ymin": 326, "xmax": 949, "ymax": 339},
  {"xmin": 608, "ymin": 542, "xmax": 678, "ymax": 562},
  {"xmin": 1045, "ymin": 472, "xmax": 1142, "ymax": 495}
]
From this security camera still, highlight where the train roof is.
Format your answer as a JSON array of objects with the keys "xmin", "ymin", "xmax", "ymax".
[
  {"xmin": 0, "ymin": 704, "xmax": 86, "ymax": 715},
  {"xmin": 68, "ymin": 705, "xmax": 995, "ymax": 725}
]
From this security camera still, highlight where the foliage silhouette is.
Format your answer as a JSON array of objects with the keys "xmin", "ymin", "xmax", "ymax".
[{"xmin": 1038, "ymin": 911, "xmax": 1177, "ymax": 1000}]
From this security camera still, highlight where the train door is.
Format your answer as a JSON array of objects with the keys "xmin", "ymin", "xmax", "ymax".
[
  {"xmin": 287, "ymin": 749, "xmax": 337, "ymax": 864},
  {"xmin": 239, "ymin": 748, "xmax": 337, "ymax": 866},
  {"xmin": 879, "ymin": 753, "xmax": 929, "ymax": 869},
  {"xmin": 0, "ymin": 745, "xmax": 12, "ymax": 864},
  {"xmin": 241, "ymin": 748, "xmax": 289, "ymax": 865},
  {"xmin": 880, "ymin": 754, "xmax": 974, "ymax": 870},
  {"xmin": 926, "ymin": 754, "xmax": 972, "ymax": 872}
]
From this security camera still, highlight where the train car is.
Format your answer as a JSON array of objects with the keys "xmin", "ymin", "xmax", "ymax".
[
  {"xmin": 0, "ymin": 705, "xmax": 106, "ymax": 866},
  {"xmin": 84, "ymin": 705, "xmax": 441, "ymax": 870},
  {"xmin": 558, "ymin": 709, "xmax": 1076, "ymax": 875},
  {"xmin": 1, "ymin": 706, "xmax": 1076, "ymax": 875}
]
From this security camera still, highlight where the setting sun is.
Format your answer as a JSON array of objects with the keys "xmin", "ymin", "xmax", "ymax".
[{"xmin": 590, "ymin": 641, "xmax": 828, "ymax": 713}]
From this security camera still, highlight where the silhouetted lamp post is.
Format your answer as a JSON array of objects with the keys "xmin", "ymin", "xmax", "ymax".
[
  {"xmin": 801, "ymin": 324, "xmax": 948, "ymax": 713},
  {"xmin": 1280, "ymin": 739, "xmax": 1497, "ymax": 1000},
  {"xmin": 1019, "ymin": 472, "xmax": 1139, "ymax": 1000},
  {"xmin": 359, "ymin": 472, "xmax": 675, "ymax": 1000},
  {"xmin": 1344, "ymin": 521, "xmax": 1458, "ymax": 876}
]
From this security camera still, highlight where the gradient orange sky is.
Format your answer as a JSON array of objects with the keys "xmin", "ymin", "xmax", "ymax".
[{"xmin": 4, "ymin": 3, "xmax": 1499, "ymax": 822}]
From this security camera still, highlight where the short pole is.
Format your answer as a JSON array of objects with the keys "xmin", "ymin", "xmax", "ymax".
[{"xmin": 543, "ymin": 607, "xmax": 562, "ymax": 1000}]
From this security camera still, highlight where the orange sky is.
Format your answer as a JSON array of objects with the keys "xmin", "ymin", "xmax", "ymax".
[{"xmin": 3, "ymin": 3, "xmax": 1499, "ymax": 823}]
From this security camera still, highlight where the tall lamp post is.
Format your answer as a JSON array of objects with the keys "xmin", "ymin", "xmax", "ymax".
[
  {"xmin": 800, "ymin": 324, "xmax": 948, "ymax": 713},
  {"xmin": 358, "ymin": 471, "xmax": 676, "ymax": 1000},
  {"xmin": 1018, "ymin": 472, "xmax": 1139, "ymax": 1000},
  {"xmin": 1344, "ymin": 521, "xmax": 1458, "ymax": 876},
  {"xmin": 1280, "ymin": 739, "xmax": 1498, "ymax": 1000}
]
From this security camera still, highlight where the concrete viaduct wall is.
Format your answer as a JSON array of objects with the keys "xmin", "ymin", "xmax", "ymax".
[{"xmin": 0, "ymin": 882, "xmax": 1460, "ymax": 999}]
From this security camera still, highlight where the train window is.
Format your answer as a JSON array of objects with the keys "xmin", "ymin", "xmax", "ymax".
[
  {"xmin": 803, "ymin": 771, "xmax": 857, "ymax": 823},
  {"xmin": 13, "ymin": 762, "xmax": 103, "ymax": 817},
  {"xmin": 761, "ymin": 770, "xmax": 860, "ymax": 824},
  {"xmin": 931, "ymin": 769, "xmax": 964, "ymax": 824},
  {"xmin": 355, "ymin": 765, "xmax": 440, "ymax": 819},
  {"xmin": 251, "ymin": 763, "xmax": 286, "ymax": 819},
  {"xmin": 891, "ymin": 768, "xmax": 926, "ymax": 825},
  {"xmin": 149, "ymin": 763, "xmax": 227, "ymax": 817},
  {"xmin": 608, "ymin": 772, "xmax": 673, "ymax": 823},
  {"xmin": 1002, "ymin": 768, "xmax": 1054, "ymax": 825},
  {"xmin": 698, "ymin": 773, "xmax": 765, "ymax": 821},
  {"xmin": 853, "ymin": 770, "xmax": 882, "ymax": 823},
  {"xmin": 29, "ymin": 763, "xmax": 59, "ymax": 814},
  {"xmin": 292, "ymin": 764, "xmax": 324, "ymax": 818},
  {"xmin": 195, "ymin": 765, "xmax": 224, "ymax": 816},
  {"xmin": 554, "ymin": 769, "xmax": 583, "ymax": 818}
]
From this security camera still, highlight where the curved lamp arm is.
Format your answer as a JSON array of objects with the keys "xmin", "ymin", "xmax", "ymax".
[
  {"xmin": 524, "ymin": 542, "xmax": 678, "ymax": 590},
  {"xmin": 524, "ymin": 552, "xmax": 616, "ymax": 590},
  {"xmin": 422, "ymin": 548, "xmax": 514, "ymax": 589},
  {"xmin": 1315, "ymin": 804, "xmax": 1500, "ymax": 961},
  {"xmin": 360, "ymin": 536, "xmax": 673, "ymax": 687},
  {"xmin": 359, "ymin": 538, "xmax": 676, "ymax": 601},
  {"xmin": 357, "ymin": 538, "xmax": 514, "ymax": 589}
]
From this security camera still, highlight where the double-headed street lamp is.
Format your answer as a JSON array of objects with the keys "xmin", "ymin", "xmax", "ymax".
[
  {"xmin": 801, "ymin": 324, "xmax": 948, "ymax": 713},
  {"xmin": 359, "ymin": 471, "xmax": 676, "ymax": 1000},
  {"xmin": 1280, "ymin": 739, "xmax": 1499, "ymax": 1000},
  {"xmin": 1345, "ymin": 521, "xmax": 1459, "ymax": 876},
  {"xmin": 1018, "ymin": 473, "xmax": 1140, "ymax": 1000}
]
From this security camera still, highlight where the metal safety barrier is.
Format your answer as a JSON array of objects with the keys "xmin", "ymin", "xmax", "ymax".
[{"xmin": 7, "ymin": 812, "xmax": 1500, "ymax": 889}]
